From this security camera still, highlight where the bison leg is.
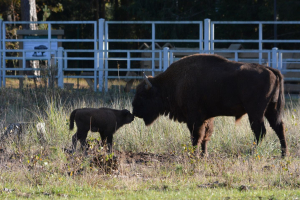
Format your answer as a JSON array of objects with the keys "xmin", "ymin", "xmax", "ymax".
[
  {"xmin": 265, "ymin": 103, "xmax": 288, "ymax": 157},
  {"xmin": 79, "ymin": 138, "xmax": 88, "ymax": 155},
  {"xmin": 71, "ymin": 133, "xmax": 78, "ymax": 152},
  {"xmin": 201, "ymin": 118, "xmax": 215, "ymax": 156},
  {"xmin": 248, "ymin": 115, "xmax": 266, "ymax": 146},
  {"xmin": 99, "ymin": 132, "xmax": 113, "ymax": 153},
  {"xmin": 72, "ymin": 128, "xmax": 88, "ymax": 154},
  {"xmin": 187, "ymin": 118, "xmax": 209, "ymax": 156},
  {"xmin": 187, "ymin": 122, "xmax": 203, "ymax": 148}
]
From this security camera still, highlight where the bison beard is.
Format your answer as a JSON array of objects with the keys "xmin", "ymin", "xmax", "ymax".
[
  {"xmin": 132, "ymin": 54, "xmax": 288, "ymax": 157},
  {"xmin": 132, "ymin": 93, "xmax": 164, "ymax": 126}
]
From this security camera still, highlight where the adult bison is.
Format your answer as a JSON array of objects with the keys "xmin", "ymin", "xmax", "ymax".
[{"xmin": 132, "ymin": 54, "xmax": 287, "ymax": 157}]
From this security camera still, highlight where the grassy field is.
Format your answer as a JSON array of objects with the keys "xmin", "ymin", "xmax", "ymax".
[{"xmin": 0, "ymin": 86, "xmax": 300, "ymax": 199}]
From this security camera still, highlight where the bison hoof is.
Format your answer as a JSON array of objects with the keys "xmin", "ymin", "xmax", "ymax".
[
  {"xmin": 281, "ymin": 149, "xmax": 289, "ymax": 158},
  {"xmin": 200, "ymin": 152, "xmax": 208, "ymax": 158},
  {"xmin": 63, "ymin": 148, "xmax": 74, "ymax": 154}
]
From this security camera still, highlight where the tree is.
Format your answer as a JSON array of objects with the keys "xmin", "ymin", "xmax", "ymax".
[
  {"xmin": 21, "ymin": 0, "xmax": 37, "ymax": 29},
  {"xmin": 20, "ymin": 0, "xmax": 40, "ymax": 86}
]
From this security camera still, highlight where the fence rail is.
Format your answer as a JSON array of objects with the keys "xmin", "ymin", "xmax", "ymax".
[{"xmin": 1, "ymin": 19, "xmax": 300, "ymax": 92}]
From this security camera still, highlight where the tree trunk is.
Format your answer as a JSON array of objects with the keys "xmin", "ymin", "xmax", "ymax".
[
  {"xmin": 20, "ymin": 0, "xmax": 40, "ymax": 87},
  {"xmin": 100, "ymin": 0, "xmax": 105, "ymax": 19},
  {"xmin": 21, "ymin": 0, "xmax": 37, "ymax": 30},
  {"xmin": 95, "ymin": 0, "xmax": 100, "ymax": 19}
]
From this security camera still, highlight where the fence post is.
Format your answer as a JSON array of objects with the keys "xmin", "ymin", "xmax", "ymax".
[
  {"xmin": 258, "ymin": 23, "xmax": 263, "ymax": 64},
  {"xmin": 151, "ymin": 22, "xmax": 155, "ymax": 77},
  {"xmin": 234, "ymin": 52, "xmax": 238, "ymax": 62},
  {"xmin": 204, "ymin": 19, "xmax": 210, "ymax": 52},
  {"xmin": 104, "ymin": 21, "xmax": 109, "ymax": 92},
  {"xmin": 57, "ymin": 47, "xmax": 64, "ymax": 88},
  {"xmin": 210, "ymin": 22, "xmax": 214, "ymax": 51},
  {"xmin": 0, "ymin": 47, "xmax": 1, "ymax": 88},
  {"xmin": 0, "ymin": 19, "xmax": 2, "ymax": 87},
  {"xmin": 199, "ymin": 22, "xmax": 203, "ymax": 51},
  {"xmin": 163, "ymin": 47, "xmax": 169, "ymax": 71},
  {"xmin": 272, "ymin": 47, "xmax": 278, "ymax": 69},
  {"xmin": 94, "ymin": 20, "xmax": 98, "ymax": 92},
  {"xmin": 278, "ymin": 52, "xmax": 282, "ymax": 72},
  {"xmin": 98, "ymin": 18, "xmax": 105, "ymax": 92},
  {"xmin": 127, "ymin": 51, "xmax": 130, "ymax": 72},
  {"xmin": 170, "ymin": 52, "xmax": 174, "ymax": 65}
]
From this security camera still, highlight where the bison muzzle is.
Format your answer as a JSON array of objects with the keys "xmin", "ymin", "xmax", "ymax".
[{"xmin": 132, "ymin": 54, "xmax": 288, "ymax": 157}]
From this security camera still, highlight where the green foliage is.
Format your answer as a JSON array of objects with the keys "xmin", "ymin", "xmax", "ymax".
[{"xmin": 50, "ymin": 3, "xmax": 63, "ymax": 13}]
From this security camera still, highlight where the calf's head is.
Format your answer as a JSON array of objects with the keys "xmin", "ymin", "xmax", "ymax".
[{"xmin": 121, "ymin": 109, "xmax": 135, "ymax": 124}]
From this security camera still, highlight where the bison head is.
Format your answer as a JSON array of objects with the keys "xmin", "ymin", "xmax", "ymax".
[
  {"xmin": 121, "ymin": 109, "xmax": 135, "ymax": 124},
  {"xmin": 132, "ymin": 74, "xmax": 163, "ymax": 126}
]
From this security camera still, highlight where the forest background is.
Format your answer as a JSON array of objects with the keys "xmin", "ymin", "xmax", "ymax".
[
  {"xmin": 2, "ymin": 0, "xmax": 300, "ymax": 81},
  {"xmin": 1, "ymin": 0, "xmax": 300, "ymax": 51}
]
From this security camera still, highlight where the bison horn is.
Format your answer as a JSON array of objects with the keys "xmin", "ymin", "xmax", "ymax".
[{"xmin": 143, "ymin": 72, "xmax": 152, "ymax": 90}]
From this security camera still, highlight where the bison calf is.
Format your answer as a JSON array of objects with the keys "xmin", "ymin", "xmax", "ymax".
[{"xmin": 69, "ymin": 108, "xmax": 134, "ymax": 154}]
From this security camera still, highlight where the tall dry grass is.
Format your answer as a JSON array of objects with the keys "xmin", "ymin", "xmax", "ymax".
[{"xmin": 0, "ymin": 87, "xmax": 300, "ymax": 198}]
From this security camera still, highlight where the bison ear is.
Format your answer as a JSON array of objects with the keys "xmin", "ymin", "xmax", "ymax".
[{"xmin": 143, "ymin": 72, "xmax": 152, "ymax": 90}]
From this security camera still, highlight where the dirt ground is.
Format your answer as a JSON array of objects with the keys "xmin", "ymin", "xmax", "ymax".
[{"xmin": 65, "ymin": 145, "xmax": 180, "ymax": 176}]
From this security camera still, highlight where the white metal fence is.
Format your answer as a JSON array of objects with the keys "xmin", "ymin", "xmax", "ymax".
[{"xmin": 1, "ymin": 19, "xmax": 300, "ymax": 92}]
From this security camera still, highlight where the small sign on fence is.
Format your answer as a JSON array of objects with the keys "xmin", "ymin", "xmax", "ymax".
[{"xmin": 23, "ymin": 35, "xmax": 58, "ymax": 59}]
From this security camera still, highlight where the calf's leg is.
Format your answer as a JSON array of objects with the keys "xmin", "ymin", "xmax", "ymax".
[
  {"xmin": 79, "ymin": 138, "xmax": 88, "ymax": 156},
  {"xmin": 100, "ymin": 131, "xmax": 113, "ymax": 153},
  {"xmin": 72, "ymin": 133, "xmax": 78, "ymax": 152},
  {"xmin": 72, "ymin": 127, "xmax": 88, "ymax": 154}
]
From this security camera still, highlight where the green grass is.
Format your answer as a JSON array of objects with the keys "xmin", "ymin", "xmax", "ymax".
[{"xmin": 0, "ymin": 87, "xmax": 300, "ymax": 199}]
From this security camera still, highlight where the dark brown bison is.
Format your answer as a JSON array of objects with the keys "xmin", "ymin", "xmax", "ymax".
[
  {"xmin": 132, "ymin": 54, "xmax": 287, "ymax": 157},
  {"xmin": 69, "ymin": 108, "xmax": 134, "ymax": 154}
]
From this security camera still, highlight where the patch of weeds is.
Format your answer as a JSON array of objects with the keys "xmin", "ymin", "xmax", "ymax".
[
  {"xmin": 64, "ymin": 139, "xmax": 119, "ymax": 176},
  {"xmin": 149, "ymin": 184, "xmax": 169, "ymax": 191}
]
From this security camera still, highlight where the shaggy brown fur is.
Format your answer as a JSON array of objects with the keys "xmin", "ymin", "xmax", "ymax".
[
  {"xmin": 132, "ymin": 54, "xmax": 287, "ymax": 157},
  {"xmin": 69, "ymin": 108, "xmax": 134, "ymax": 153}
]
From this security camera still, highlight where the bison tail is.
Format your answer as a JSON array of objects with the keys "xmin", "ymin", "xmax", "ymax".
[
  {"xmin": 69, "ymin": 109, "xmax": 77, "ymax": 130},
  {"xmin": 269, "ymin": 67, "xmax": 285, "ymax": 123},
  {"xmin": 276, "ymin": 72, "xmax": 285, "ymax": 122}
]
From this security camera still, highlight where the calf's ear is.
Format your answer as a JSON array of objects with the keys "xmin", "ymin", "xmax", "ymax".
[{"xmin": 121, "ymin": 109, "xmax": 130, "ymax": 115}]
